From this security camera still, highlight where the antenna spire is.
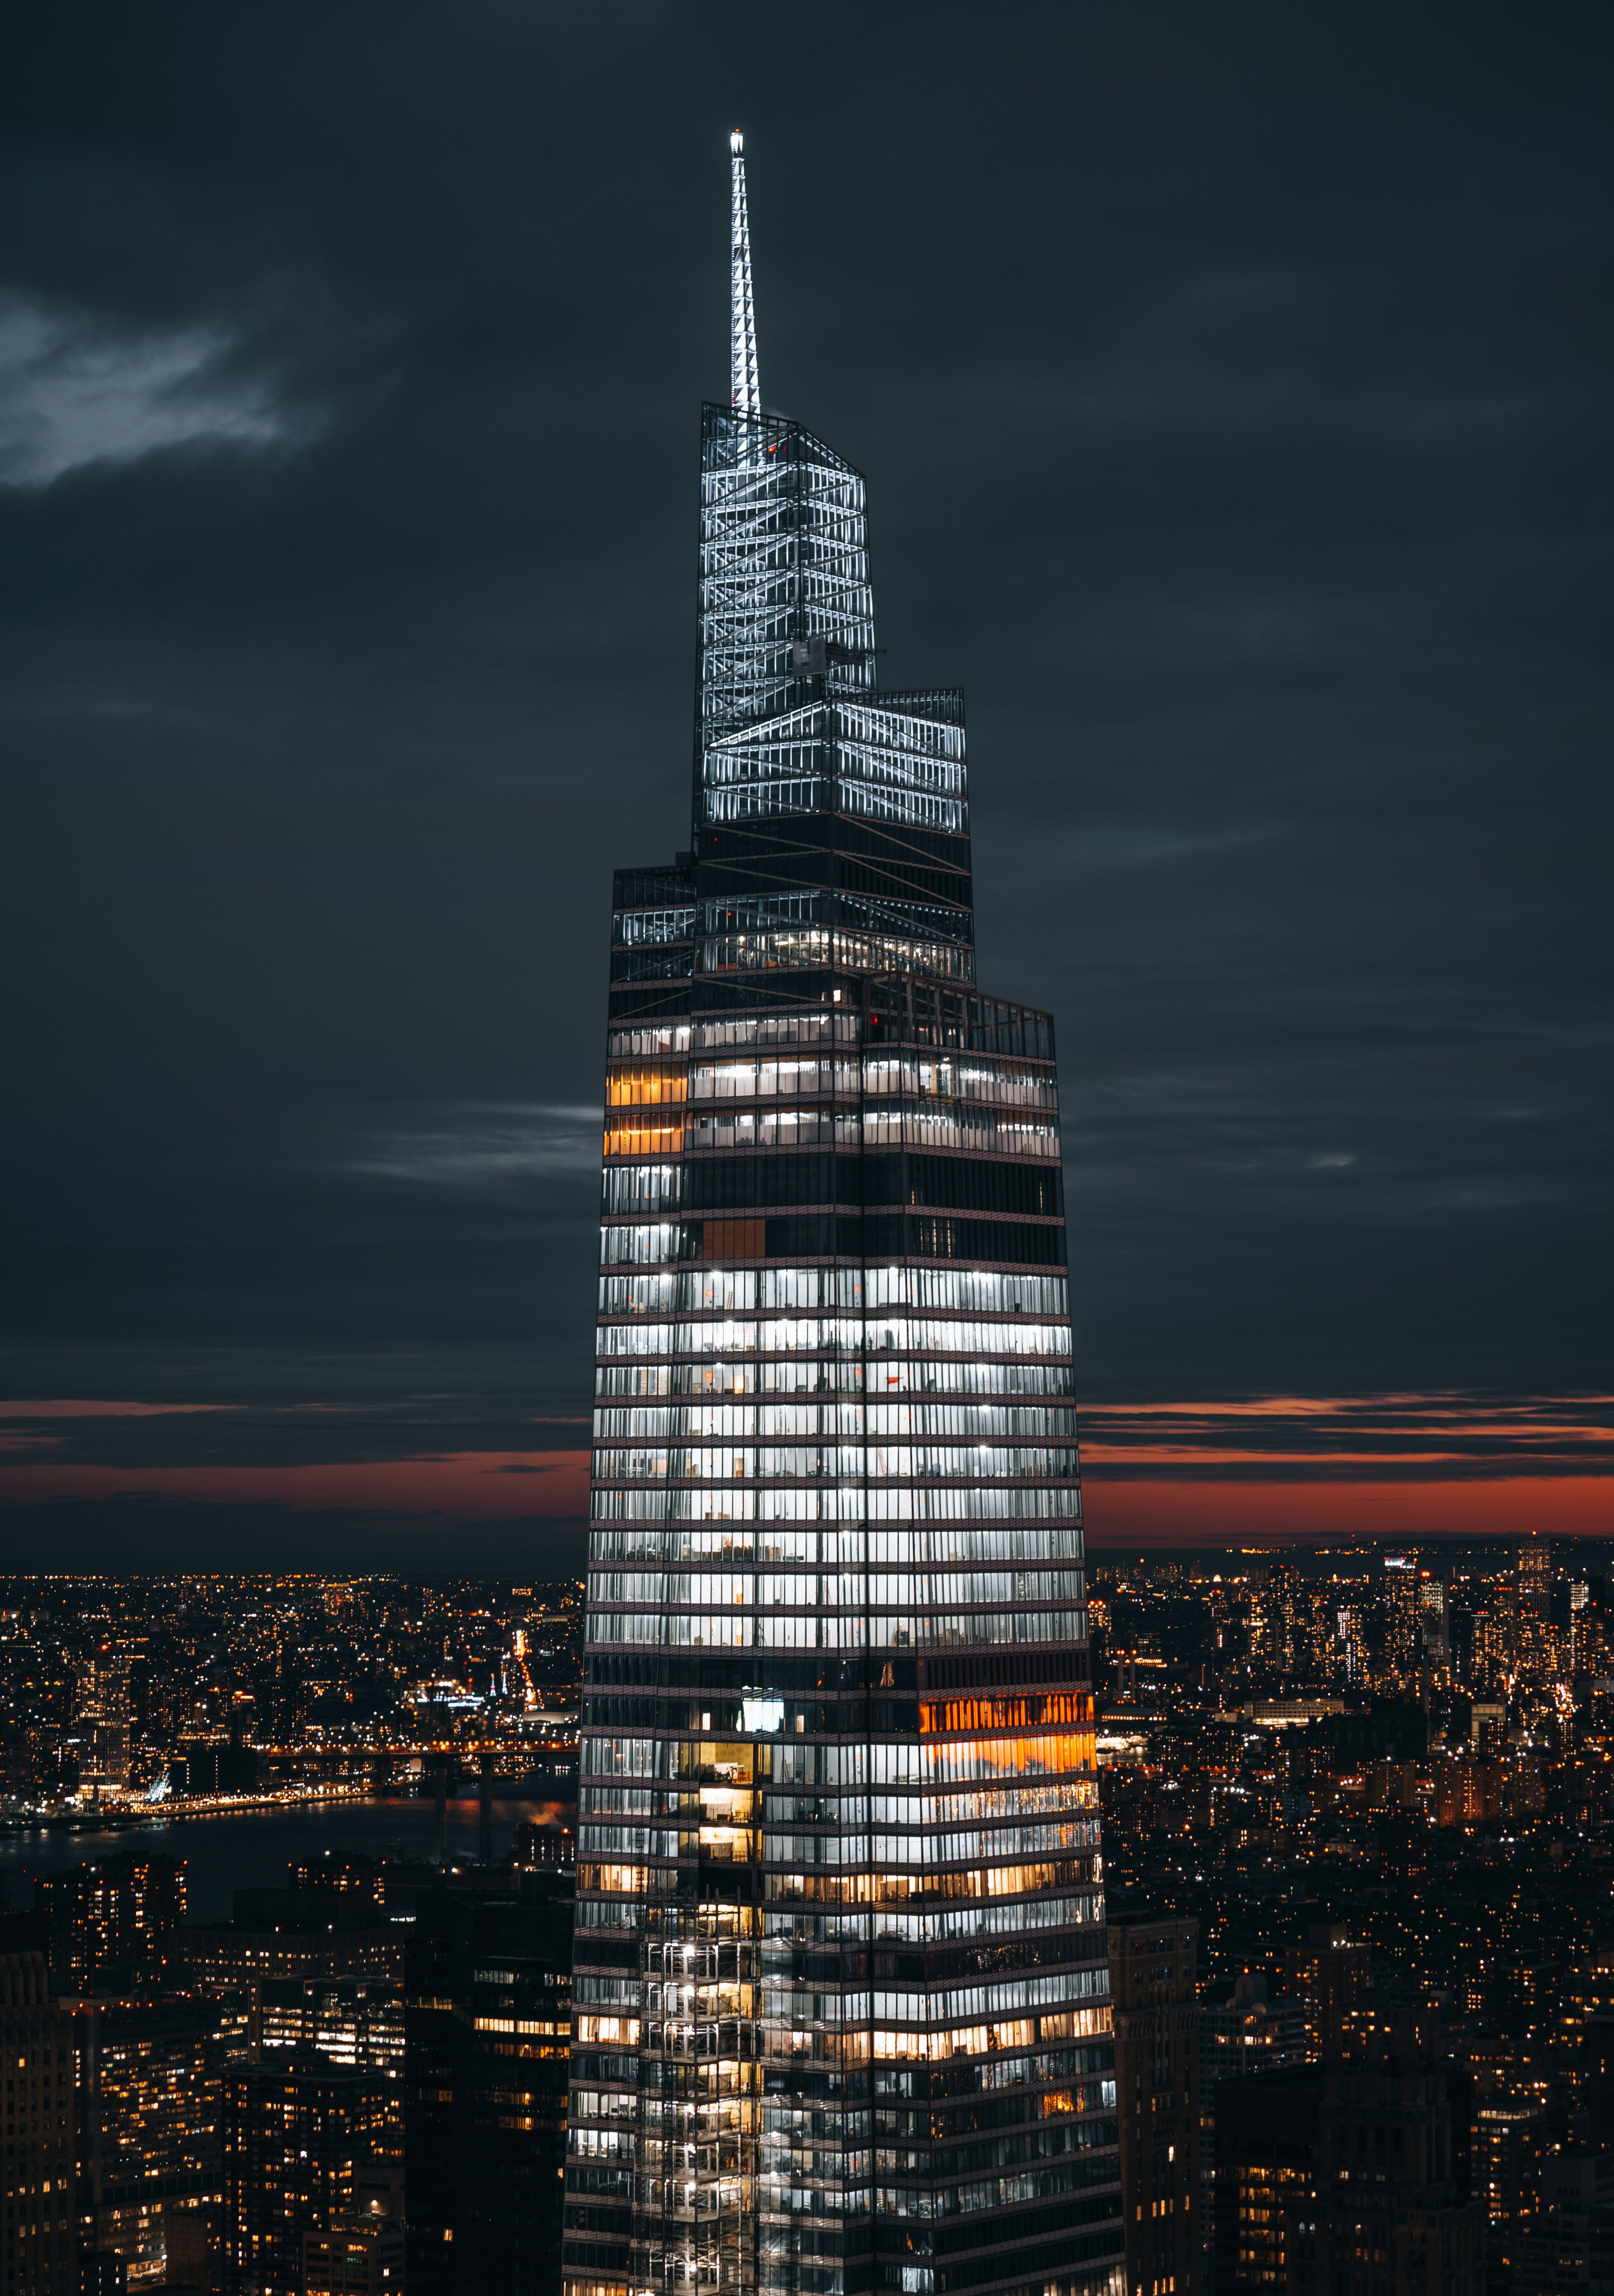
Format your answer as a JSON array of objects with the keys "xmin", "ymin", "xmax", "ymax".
[{"xmin": 729, "ymin": 131, "xmax": 761, "ymax": 416}]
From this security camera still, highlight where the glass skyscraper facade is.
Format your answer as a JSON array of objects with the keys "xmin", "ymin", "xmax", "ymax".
[{"xmin": 564, "ymin": 135, "xmax": 1119, "ymax": 2296}]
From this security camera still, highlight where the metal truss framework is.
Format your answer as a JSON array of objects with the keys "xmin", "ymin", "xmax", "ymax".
[
  {"xmin": 697, "ymin": 408, "xmax": 876, "ymax": 759},
  {"xmin": 731, "ymin": 132, "xmax": 761, "ymax": 418}
]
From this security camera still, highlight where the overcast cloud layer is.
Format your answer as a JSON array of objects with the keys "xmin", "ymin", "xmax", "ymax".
[{"xmin": 2, "ymin": 1, "xmax": 1611, "ymax": 1563}]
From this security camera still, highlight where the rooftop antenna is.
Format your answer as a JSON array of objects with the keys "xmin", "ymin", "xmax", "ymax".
[{"xmin": 729, "ymin": 130, "xmax": 761, "ymax": 416}]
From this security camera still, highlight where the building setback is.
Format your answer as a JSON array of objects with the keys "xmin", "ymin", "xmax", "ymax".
[{"xmin": 564, "ymin": 134, "xmax": 1119, "ymax": 2296}]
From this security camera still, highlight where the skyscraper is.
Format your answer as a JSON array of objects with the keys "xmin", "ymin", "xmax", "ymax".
[
  {"xmin": 566, "ymin": 135, "xmax": 1118, "ymax": 2296},
  {"xmin": 404, "ymin": 1875, "xmax": 573, "ymax": 2295},
  {"xmin": 73, "ymin": 1654, "xmax": 131, "ymax": 1800},
  {"xmin": 1108, "ymin": 1915, "xmax": 1201, "ymax": 2296}
]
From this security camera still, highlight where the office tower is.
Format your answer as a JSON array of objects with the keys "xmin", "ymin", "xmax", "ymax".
[
  {"xmin": 1382, "ymin": 1558, "xmax": 1420, "ymax": 1692},
  {"xmin": 1573, "ymin": 1607, "xmax": 1608, "ymax": 1680},
  {"xmin": 0, "ymin": 1918, "xmax": 77, "ymax": 2296},
  {"xmin": 567, "ymin": 134, "xmax": 1115, "ymax": 2296},
  {"xmin": 221, "ymin": 2049, "xmax": 389, "ymax": 2296},
  {"xmin": 75, "ymin": 1986, "xmax": 247, "ymax": 2275},
  {"xmin": 1419, "ymin": 1576, "xmax": 1449, "ymax": 1654},
  {"xmin": 74, "ymin": 1656, "xmax": 131, "ymax": 1800},
  {"xmin": 404, "ymin": 1876, "xmax": 572, "ymax": 2296},
  {"xmin": 1257, "ymin": 1564, "xmax": 1311, "ymax": 1686},
  {"xmin": 1331, "ymin": 1607, "xmax": 1367, "ymax": 1691},
  {"xmin": 1108, "ymin": 1916, "xmax": 1200, "ymax": 2296},
  {"xmin": 37, "ymin": 1856, "xmax": 185, "ymax": 1996}
]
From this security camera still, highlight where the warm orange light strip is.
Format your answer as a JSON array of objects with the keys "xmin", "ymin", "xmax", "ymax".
[
  {"xmin": 604, "ymin": 1123, "xmax": 683, "ymax": 1157},
  {"xmin": 1085, "ymin": 1473, "xmax": 1614, "ymax": 1546}
]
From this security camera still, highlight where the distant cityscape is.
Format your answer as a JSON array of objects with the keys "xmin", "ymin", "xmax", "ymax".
[
  {"xmin": 0, "ymin": 1577, "xmax": 585, "ymax": 1819},
  {"xmin": 4, "ymin": 1542, "xmax": 1614, "ymax": 2296}
]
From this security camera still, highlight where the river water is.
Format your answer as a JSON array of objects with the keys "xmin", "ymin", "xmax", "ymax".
[{"xmin": 0, "ymin": 1794, "xmax": 571, "ymax": 1922}]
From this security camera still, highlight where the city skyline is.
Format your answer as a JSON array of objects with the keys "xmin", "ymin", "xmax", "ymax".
[{"xmin": 12, "ymin": 1537, "xmax": 1614, "ymax": 2296}]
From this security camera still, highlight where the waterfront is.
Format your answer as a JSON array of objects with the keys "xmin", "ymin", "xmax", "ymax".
[{"xmin": 0, "ymin": 1792, "xmax": 570, "ymax": 1920}]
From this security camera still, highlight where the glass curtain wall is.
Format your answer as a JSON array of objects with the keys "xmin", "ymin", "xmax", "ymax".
[{"xmin": 564, "ymin": 400, "xmax": 1120, "ymax": 2296}]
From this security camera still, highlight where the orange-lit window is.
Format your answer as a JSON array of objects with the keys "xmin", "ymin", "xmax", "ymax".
[
  {"xmin": 607, "ymin": 1063, "xmax": 687, "ymax": 1108},
  {"xmin": 703, "ymin": 1219, "xmax": 766, "ymax": 1261},
  {"xmin": 920, "ymin": 1692, "xmax": 1095, "ymax": 1736},
  {"xmin": 604, "ymin": 1121, "xmax": 684, "ymax": 1158}
]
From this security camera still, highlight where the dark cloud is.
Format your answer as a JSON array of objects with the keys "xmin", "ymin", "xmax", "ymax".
[
  {"xmin": 1079, "ymin": 1393, "xmax": 1614, "ymax": 1481},
  {"xmin": 2, "ymin": 0, "xmax": 1612, "ymax": 1556},
  {"xmin": 0, "ymin": 1494, "xmax": 589, "ymax": 1575}
]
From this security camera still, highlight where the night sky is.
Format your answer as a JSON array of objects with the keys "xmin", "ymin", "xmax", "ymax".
[{"xmin": 3, "ymin": 3, "xmax": 1611, "ymax": 1570}]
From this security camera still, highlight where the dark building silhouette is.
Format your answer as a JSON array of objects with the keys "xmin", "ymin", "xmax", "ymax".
[
  {"xmin": 285, "ymin": 1857, "xmax": 384, "ymax": 1914},
  {"xmin": 74, "ymin": 2259, "xmax": 124, "ymax": 2296},
  {"xmin": 160, "ymin": 2205, "xmax": 220, "ymax": 2295},
  {"xmin": 1211, "ymin": 2064, "xmax": 1323, "ymax": 2296},
  {"xmin": 1513, "ymin": 2152, "xmax": 1614, "ymax": 2296},
  {"xmin": 1576, "ymin": 2014, "xmax": 1614, "ymax": 2149},
  {"xmin": 1295, "ymin": 2033, "xmax": 1478, "ymax": 2296},
  {"xmin": 1211, "ymin": 2022, "xmax": 1479, "ymax": 2296},
  {"xmin": 405, "ymin": 1875, "xmax": 572, "ymax": 2296},
  {"xmin": 1110, "ymin": 1914, "xmax": 1201, "ymax": 2296},
  {"xmin": 221, "ymin": 2048, "xmax": 390, "ymax": 2296},
  {"xmin": 0, "ymin": 1918, "xmax": 77, "ymax": 2296},
  {"xmin": 167, "ymin": 1743, "xmax": 258, "ymax": 1800}
]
